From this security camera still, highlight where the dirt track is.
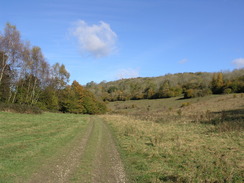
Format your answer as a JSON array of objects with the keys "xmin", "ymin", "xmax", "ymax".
[{"xmin": 27, "ymin": 116, "xmax": 126, "ymax": 183}]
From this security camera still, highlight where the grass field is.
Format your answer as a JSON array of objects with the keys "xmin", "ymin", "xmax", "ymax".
[
  {"xmin": 103, "ymin": 94, "xmax": 244, "ymax": 182},
  {"xmin": 0, "ymin": 94, "xmax": 243, "ymax": 182},
  {"xmin": 0, "ymin": 112, "xmax": 126, "ymax": 183},
  {"xmin": 0, "ymin": 112, "xmax": 89, "ymax": 182}
]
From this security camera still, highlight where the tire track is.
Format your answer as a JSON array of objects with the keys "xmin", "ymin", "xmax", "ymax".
[
  {"xmin": 28, "ymin": 117, "xmax": 94, "ymax": 183},
  {"xmin": 27, "ymin": 116, "xmax": 127, "ymax": 183},
  {"xmin": 91, "ymin": 119, "xmax": 126, "ymax": 183}
]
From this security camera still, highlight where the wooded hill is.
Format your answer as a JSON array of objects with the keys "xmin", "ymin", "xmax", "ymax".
[{"xmin": 85, "ymin": 69, "xmax": 244, "ymax": 101}]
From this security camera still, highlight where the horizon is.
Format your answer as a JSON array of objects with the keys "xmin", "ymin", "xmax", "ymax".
[{"xmin": 1, "ymin": 0, "xmax": 244, "ymax": 84}]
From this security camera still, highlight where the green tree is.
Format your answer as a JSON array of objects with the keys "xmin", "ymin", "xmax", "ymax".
[
  {"xmin": 143, "ymin": 86, "xmax": 156, "ymax": 99},
  {"xmin": 158, "ymin": 80, "xmax": 175, "ymax": 98}
]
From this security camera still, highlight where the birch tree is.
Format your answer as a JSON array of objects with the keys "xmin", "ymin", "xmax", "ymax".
[{"xmin": 0, "ymin": 23, "xmax": 22, "ymax": 86}]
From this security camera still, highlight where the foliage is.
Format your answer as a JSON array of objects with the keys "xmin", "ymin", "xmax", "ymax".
[
  {"xmin": 59, "ymin": 81, "xmax": 107, "ymax": 114},
  {"xmin": 0, "ymin": 103, "xmax": 42, "ymax": 114},
  {"xmin": 86, "ymin": 70, "xmax": 244, "ymax": 102},
  {"xmin": 0, "ymin": 23, "xmax": 106, "ymax": 114},
  {"xmin": 184, "ymin": 88, "xmax": 212, "ymax": 98},
  {"xmin": 211, "ymin": 72, "xmax": 224, "ymax": 94}
]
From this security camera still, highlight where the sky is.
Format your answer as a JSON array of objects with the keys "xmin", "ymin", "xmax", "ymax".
[{"xmin": 0, "ymin": 0, "xmax": 244, "ymax": 84}]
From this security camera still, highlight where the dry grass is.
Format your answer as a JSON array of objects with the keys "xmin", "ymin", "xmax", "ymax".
[{"xmin": 102, "ymin": 94, "xmax": 244, "ymax": 182}]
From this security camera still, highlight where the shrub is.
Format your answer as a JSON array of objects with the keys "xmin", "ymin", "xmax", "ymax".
[
  {"xmin": 184, "ymin": 89, "xmax": 195, "ymax": 98},
  {"xmin": 0, "ymin": 103, "xmax": 42, "ymax": 114},
  {"xmin": 181, "ymin": 102, "xmax": 190, "ymax": 108},
  {"xmin": 223, "ymin": 88, "xmax": 232, "ymax": 94},
  {"xmin": 184, "ymin": 88, "xmax": 212, "ymax": 98}
]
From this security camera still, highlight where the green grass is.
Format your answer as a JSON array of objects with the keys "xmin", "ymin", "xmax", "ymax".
[
  {"xmin": 0, "ymin": 112, "xmax": 89, "ymax": 182},
  {"xmin": 103, "ymin": 94, "xmax": 244, "ymax": 182},
  {"xmin": 69, "ymin": 117, "xmax": 100, "ymax": 183}
]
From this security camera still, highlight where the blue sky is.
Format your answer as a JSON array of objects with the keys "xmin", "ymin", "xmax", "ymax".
[{"xmin": 0, "ymin": 0, "xmax": 244, "ymax": 84}]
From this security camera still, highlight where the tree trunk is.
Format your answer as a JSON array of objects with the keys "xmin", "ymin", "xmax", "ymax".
[
  {"xmin": 25, "ymin": 76, "xmax": 32, "ymax": 103},
  {"xmin": 7, "ymin": 89, "xmax": 12, "ymax": 103},
  {"xmin": 31, "ymin": 78, "xmax": 37, "ymax": 105},
  {"xmin": 0, "ymin": 63, "xmax": 7, "ymax": 87}
]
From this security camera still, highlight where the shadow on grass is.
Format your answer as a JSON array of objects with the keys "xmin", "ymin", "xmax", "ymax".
[
  {"xmin": 201, "ymin": 108, "xmax": 244, "ymax": 132},
  {"xmin": 176, "ymin": 97, "xmax": 187, "ymax": 100}
]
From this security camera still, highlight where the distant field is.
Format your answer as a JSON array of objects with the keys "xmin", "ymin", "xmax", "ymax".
[
  {"xmin": 103, "ymin": 94, "xmax": 244, "ymax": 182},
  {"xmin": 108, "ymin": 94, "xmax": 243, "ymax": 114},
  {"xmin": 0, "ymin": 112, "xmax": 89, "ymax": 182}
]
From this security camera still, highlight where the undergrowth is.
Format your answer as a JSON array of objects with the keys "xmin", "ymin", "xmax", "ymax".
[{"xmin": 0, "ymin": 103, "xmax": 42, "ymax": 114}]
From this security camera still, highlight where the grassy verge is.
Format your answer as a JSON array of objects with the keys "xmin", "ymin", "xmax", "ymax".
[
  {"xmin": 103, "ymin": 94, "xmax": 244, "ymax": 182},
  {"xmin": 0, "ymin": 112, "xmax": 89, "ymax": 182},
  {"xmin": 103, "ymin": 115, "xmax": 243, "ymax": 182}
]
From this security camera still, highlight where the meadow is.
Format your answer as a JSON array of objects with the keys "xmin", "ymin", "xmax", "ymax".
[
  {"xmin": 103, "ymin": 94, "xmax": 244, "ymax": 182},
  {"xmin": 0, "ymin": 94, "xmax": 243, "ymax": 183},
  {"xmin": 0, "ymin": 112, "xmax": 89, "ymax": 182}
]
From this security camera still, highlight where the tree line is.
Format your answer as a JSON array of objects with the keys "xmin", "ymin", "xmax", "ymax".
[
  {"xmin": 0, "ymin": 23, "xmax": 106, "ymax": 114},
  {"xmin": 86, "ymin": 70, "xmax": 244, "ymax": 101}
]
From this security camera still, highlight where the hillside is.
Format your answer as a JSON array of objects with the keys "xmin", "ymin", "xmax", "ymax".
[
  {"xmin": 86, "ymin": 69, "xmax": 244, "ymax": 102},
  {"xmin": 102, "ymin": 93, "xmax": 244, "ymax": 182}
]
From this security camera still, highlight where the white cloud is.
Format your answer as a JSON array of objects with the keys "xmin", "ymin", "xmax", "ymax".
[
  {"xmin": 72, "ymin": 20, "xmax": 117, "ymax": 58},
  {"xmin": 232, "ymin": 58, "xmax": 244, "ymax": 68},
  {"xmin": 116, "ymin": 68, "xmax": 139, "ymax": 79},
  {"xmin": 178, "ymin": 58, "xmax": 188, "ymax": 64}
]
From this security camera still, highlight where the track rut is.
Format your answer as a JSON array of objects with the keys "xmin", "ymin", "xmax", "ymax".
[{"xmin": 27, "ymin": 116, "xmax": 126, "ymax": 183}]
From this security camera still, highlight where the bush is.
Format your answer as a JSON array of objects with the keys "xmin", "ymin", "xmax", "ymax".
[
  {"xmin": 184, "ymin": 89, "xmax": 195, "ymax": 98},
  {"xmin": 184, "ymin": 88, "xmax": 212, "ymax": 98},
  {"xmin": 181, "ymin": 102, "xmax": 190, "ymax": 107},
  {"xmin": 223, "ymin": 88, "xmax": 232, "ymax": 94},
  {"xmin": 0, "ymin": 103, "xmax": 42, "ymax": 114}
]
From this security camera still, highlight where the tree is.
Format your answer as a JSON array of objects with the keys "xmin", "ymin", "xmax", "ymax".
[
  {"xmin": 0, "ymin": 23, "xmax": 22, "ymax": 88},
  {"xmin": 211, "ymin": 72, "xmax": 224, "ymax": 94},
  {"xmin": 157, "ymin": 80, "xmax": 175, "ymax": 98},
  {"xmin": 59, "ymin": 81, "xmax": 107, "ymax": 114},
  {"xmin": 0, "ymin": 62, "xmax": 11, "ymax": 102},
  {"xmin": 143, "ymin": 82, "xmax": 156, "ymax": 99},
  {"xmin": 52, "ymin": 63, "xmax": 70, "ymax": 90}
]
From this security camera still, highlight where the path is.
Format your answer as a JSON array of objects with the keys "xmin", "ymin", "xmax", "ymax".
[{"xmin": 27, "ymin": 116, "xmax": 126, "ymax": 183}]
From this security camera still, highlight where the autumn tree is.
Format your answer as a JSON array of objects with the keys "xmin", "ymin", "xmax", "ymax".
[
  {"xmin": 59, "ymin": 81, "xmax": 107, "ymax": 114},
  {"xmin": 211, "ymin": 72, "xmax": 224, "ymax": 94}
]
